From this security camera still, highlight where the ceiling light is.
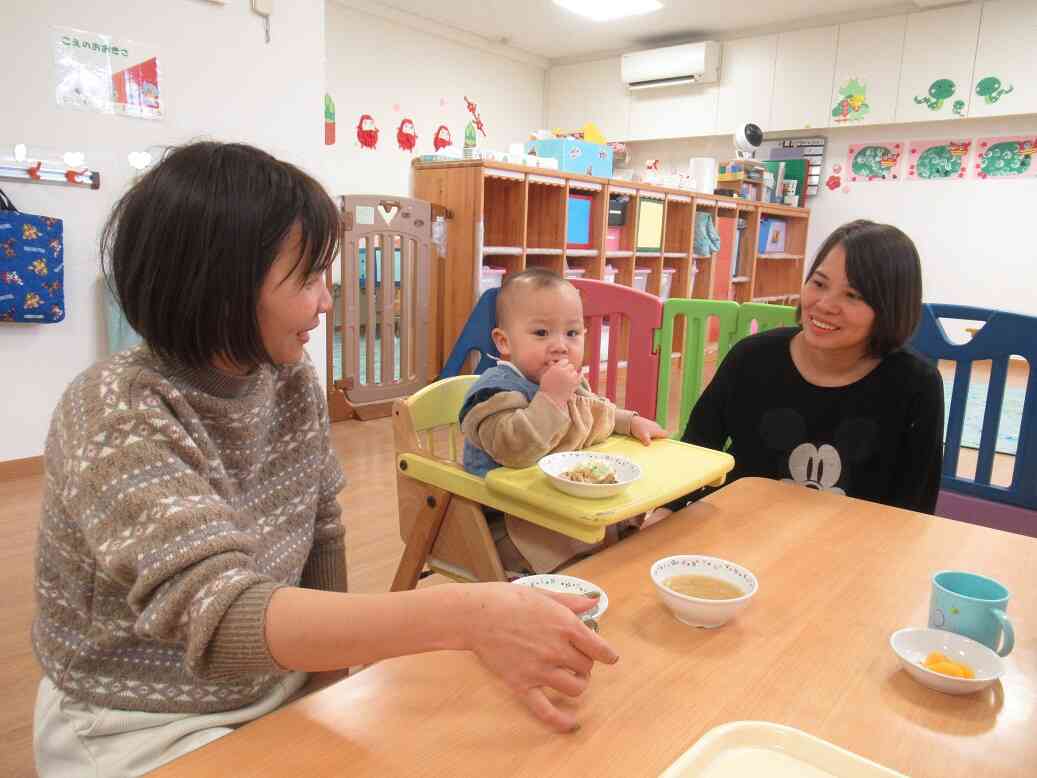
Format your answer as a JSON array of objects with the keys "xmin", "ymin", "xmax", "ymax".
[{"xmin": 553, "ymin": 0, "xmax": 663, "ymax": 23}]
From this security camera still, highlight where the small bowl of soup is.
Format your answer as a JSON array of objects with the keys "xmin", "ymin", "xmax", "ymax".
[{"xmin": 650, "ymin": 555, "xmax": 758, "ymax": 628}]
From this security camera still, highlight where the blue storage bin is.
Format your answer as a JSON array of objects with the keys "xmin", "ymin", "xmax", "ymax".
[{"xmin": 525, "ymin": 139, "xmax": 613, "ymax": 178}]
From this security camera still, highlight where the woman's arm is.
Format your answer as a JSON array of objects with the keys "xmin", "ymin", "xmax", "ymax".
[
  {"xmin": 265, "ymin": 582, "xmax": 619, "ymax": 732},
  {"xmin": 887, "ymin": 365, "xmax": 945, "ymax": 513}
]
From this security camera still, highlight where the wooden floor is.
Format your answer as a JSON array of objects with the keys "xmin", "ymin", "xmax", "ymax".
[{"xmin": 0, "ymin": 356, "xmax": 1025, "ymax": 776}]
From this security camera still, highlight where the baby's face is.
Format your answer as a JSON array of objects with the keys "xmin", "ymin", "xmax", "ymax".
[{"xmin": 495, "ymin": 284, "xmax": 585, "ymax": 383}]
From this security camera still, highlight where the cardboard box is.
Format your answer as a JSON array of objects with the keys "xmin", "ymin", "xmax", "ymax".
[{"xmin": 525, "ymin": 139, "xmax": 613, "ymax": 178}]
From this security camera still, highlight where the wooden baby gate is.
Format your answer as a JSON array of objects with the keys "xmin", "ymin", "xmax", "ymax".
[{"xmin": 326, "ymin": 195, "xmax": 440, "ymax": 421}]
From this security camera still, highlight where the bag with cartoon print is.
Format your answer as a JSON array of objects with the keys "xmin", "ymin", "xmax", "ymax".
[{"xmin": 0, "ymin": 188, "xmax": 65, "ymax": 323}]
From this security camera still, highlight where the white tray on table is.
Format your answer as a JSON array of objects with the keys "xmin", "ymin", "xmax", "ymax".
[{"xmin": 658, "ymin": 721, "xmax": 906, "ymax": 777}]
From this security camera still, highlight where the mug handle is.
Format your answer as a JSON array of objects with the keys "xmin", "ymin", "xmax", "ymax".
[{"xmin": 992, "ymin": 609, "xmax": 1014, "ymax": 657}]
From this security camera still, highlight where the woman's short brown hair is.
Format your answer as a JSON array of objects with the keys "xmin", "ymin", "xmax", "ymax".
[
  {"xmin": 800, "ymin": 220, "xmax": 923, "ymax": 358},
  {"xmin": 101, "ymin": 141, "xmax": 339, "ymax": 369}
]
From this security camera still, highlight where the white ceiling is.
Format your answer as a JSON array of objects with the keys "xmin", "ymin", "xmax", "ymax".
[{"xmin": 373, "ymin": 0, "xmax": 939, "ymax": 62}]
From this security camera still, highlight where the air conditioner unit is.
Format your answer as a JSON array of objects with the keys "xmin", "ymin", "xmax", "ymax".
[{"xmin": 621, "ymin": 41, "xmax": 721, "ymax": 90}]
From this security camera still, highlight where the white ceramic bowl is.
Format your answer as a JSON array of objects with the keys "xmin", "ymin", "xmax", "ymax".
[
  {"xmin": 538, "ymin": 452, "xmax": 641, "ymax": 499},
  {"xmin": 889, "ymin": 627, "xmax": 1004, "ymax": 695},
  {"xmin": 650, "ymin": 555, "xmax": 758, "ymax": 628},
  {"xmin": 512, "ymin": 574, "xmax": 609, "ymax": 620}
]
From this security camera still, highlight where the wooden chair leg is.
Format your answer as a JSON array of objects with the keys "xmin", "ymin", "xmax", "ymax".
[
  {"xmin": 453, "ymin": 502, "xmax": 507, "ymax": 582},
  {"xmin": 391, "ymin": 485, "xmax": 451, "ymax": 591}
]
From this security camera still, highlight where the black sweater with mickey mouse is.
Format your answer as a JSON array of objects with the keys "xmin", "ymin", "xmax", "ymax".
[{"xmin": 676, "ymin": 327, "xmax": 944, "ymax": 514}]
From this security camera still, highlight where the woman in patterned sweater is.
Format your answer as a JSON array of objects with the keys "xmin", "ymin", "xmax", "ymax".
[{"xmin": 32, "ymin": 142, "xmax": 616, "ymax": 777}]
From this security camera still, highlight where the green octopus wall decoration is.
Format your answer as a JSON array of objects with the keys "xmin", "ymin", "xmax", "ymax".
[
  {"xmin": 914, "ymin": 79, "xmax": 956, "ymax": 111},
  {"xmin": 975, "ymin": 76, "xmax": 1014, "ymax": 104}
]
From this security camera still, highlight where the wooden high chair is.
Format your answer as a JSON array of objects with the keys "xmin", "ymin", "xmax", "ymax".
[
  {"xmin": 391, "ymin": 373, "xmax": 737, "ymax": 590},
  {"xmin": 391, "ymin": 375, "xmax": 505, "ymax": 589}
]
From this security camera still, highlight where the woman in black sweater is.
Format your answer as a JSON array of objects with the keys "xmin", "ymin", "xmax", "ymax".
[{"xmin": 673, "ymin": 220, "xmax": 944, "ymax": 514}]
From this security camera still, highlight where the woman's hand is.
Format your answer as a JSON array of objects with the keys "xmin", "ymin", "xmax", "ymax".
[
  {"xmin": 462, "ymin": 583, "xmax": 619, "ymax": 732},
  {"xmin": 630, "ymin": 416, "xmax": 668, "ymax": 445}
]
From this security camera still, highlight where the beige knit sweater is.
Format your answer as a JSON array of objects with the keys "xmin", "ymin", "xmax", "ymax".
[{"xmin": 32, "ymin": 347, "xmax": 346, "ymax": 714}]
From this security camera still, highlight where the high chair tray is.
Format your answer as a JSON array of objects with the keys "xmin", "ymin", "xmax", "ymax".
[
  {"xmin": 484, "ymin": 437, "xmax": 733, "ymax": 526},
  {"xmin": 659, "ymin": 721, "xmax": 906, "ymax": 778}
]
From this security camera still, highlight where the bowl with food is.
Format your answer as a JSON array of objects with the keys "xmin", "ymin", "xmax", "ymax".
[
  {"xmin": 511, "ymin": 574, "xmax": 609, "ymax": 621},
  {"xmin": 889, "ymin": 627, "xmax": 1004, "ymax": 695},
  {"xmin": 650, "ymin": 555, "xmax": 758, "ymax": 628},
  {"xmin": 538, "ymin": 451, "xmax": 641, "ymax": 499}
]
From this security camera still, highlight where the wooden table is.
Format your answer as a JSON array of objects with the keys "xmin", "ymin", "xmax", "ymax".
[{"xmin": 152, "ymin": 478, "xmax": 1036, "ymax": 777}]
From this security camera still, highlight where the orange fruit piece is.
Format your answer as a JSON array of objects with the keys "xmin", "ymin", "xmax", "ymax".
[
  {"xmin": 929, "ymin": 661, "xmax": 966, "ymax": 677},
  {"xmin": 923, "ymin": 651, "xmax": 949, "ymax": 667}
]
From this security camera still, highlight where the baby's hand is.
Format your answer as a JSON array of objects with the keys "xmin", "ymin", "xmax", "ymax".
[
  {"xmin": 540, "ymin": 360, "xmax": 581, "ymax": 408},
  {"xmin": 630, "ymin": 416, "xmax": 668, "ymax": 446}
]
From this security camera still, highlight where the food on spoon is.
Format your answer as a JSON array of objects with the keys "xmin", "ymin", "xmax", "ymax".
[
  {"xmin": 921, "ymin": 651, "xmax": 975, "ymax": 679},
  {"xmin": 561, "ymin": 459, "xmax": 618, "ymax": 484}
]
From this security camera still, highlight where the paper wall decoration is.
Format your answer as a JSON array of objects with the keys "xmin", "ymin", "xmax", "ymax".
[
  {"xmin": 831, "ymin": 78, "xmax": 870, "ymax": 123},
  {"xmin": 907, "ymin": 139, "xmax": 971, "ymax": 181},
  {"xmin": 847, "ymin": 143, "xmax": 902, "ymax": 182},
  {"xmin": 974, "ymin": 136, "xmax": 1037, "ymax": 179},
  {"xmin": 356, "ymin": 114, "xmax": 379, "ymax": 150},
  {"xmin": 463, "ymin": 96, "xmax": 486, "ymax": 137},
  {"xmin": 324, "ymin": 94, "xmax": 336, "ymax": 146},
  {"xmin": 914, "ymin": 79, "xmax": 956, "ymax": 112},
  {"xmin": 975, "ymin": 76, "xmax": 1013, "ymax": 104},
  {"xmin": 396, "ymin": 118, "xmax": 417, "ymax": 152},
  {"xmin": 53, "ymin": 27, "xmax": 161, "ymax": 119},
  {"xmin": 433, "ymin": 125, "xmax": 452, "ymax": 151}
]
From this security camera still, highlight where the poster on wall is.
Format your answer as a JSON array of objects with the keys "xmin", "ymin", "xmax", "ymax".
[
  {"xmin": 906, "ymin": 139, "xmax": 971, "ymax": 181},
  {"xmin": 52, "ymin": 27, "xmax": 162, "ymax": 119},
  {"xmin": 847, "ymin": 142, "xmax": 902, "ymax": 182},
  {"xmin": 973, "ymin": 136, "xmax": 1037, "ymax": 180}
]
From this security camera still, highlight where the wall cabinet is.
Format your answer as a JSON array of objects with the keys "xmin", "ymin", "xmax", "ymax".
[
  {"xmin": 769, "ymin": 26, "xmax": 838, "ymax": 132},
  {"xmin": 827, "ymin": 16, "xmax": 906, "ymax": 128},
  {"xmin": 546, "ymin": 58, "xmax": 630, "ymax": 141},
  {"xmin": 627, "ymin": 84, "xmax": 718, "ymax": 141},
  {"xmin": 968, "ymin": 0, "xmax": 1037, "ymax": 119},
  {"xmin": 715, "ymin": 35, "xmax": 777, "ymax": 137},
  {"xmin": 545, "ymin": 2, "xmax": 1034, "ymax": 144},
  {"xmin": 895, "ymin": 4, "xmax": 982, "ymax": 123}
]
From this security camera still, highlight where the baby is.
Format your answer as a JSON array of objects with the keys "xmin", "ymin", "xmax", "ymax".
[{"xmin": 459, "ymin": 268, "xmax": 666, "ymax": 575}]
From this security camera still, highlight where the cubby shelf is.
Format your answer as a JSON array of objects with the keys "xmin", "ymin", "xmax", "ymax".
[{"xmin": 412, "ymin": 159, "xmax": 811, "ymax": 375}]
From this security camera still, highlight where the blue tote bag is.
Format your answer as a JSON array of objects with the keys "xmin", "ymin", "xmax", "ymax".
[{"xmin": 0, "ymin": 188, "xmax": 66, "ymax": 323}]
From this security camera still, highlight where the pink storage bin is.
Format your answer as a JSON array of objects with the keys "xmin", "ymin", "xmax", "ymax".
[{"xmin": 479, "ymin": 266, "xmax": 506, "ymax": 296}]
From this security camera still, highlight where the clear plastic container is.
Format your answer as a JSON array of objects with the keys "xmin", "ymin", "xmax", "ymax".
[
  {"xmin": 660, "ymin": 268, "xmax": 677, "ymax": 299},
  {"xmin": 603, "ymin": 265, "xmax": 618, "ymax": 284},
  {"xmin": 633, "ymin": 268, "xmax": 651, "ymax": 292},
  {"xmin": 479, "ymin": 266, "xmax": 506, "ymax": 296}
]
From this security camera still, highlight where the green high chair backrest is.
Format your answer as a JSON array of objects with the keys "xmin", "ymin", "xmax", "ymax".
[
  {"xmin": 654, "ymin": 299, "xmax": 739, "ymax": 436},
  {"xmin": 734, "ymin": 303, "xmax": 799, "ymax": 345}
]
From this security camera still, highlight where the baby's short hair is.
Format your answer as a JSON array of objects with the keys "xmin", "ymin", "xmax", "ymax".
[{"xmin": 495, "ymin": 268, "xmax": 573, "ymax": 328}]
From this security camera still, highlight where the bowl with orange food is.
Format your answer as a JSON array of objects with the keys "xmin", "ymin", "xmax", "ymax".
[{"xmin": 890, "ymin": 627, "xmax": 1004, "ymax": 695}]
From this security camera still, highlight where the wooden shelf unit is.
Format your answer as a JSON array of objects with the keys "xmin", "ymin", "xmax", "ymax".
[{"xmin": 411, "ymin": 160, "xmax": 811, "ymax": 373}]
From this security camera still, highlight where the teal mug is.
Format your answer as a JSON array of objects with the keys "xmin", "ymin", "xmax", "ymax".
[{"xmin": 929, "ymin": 570, "xmax": 1014, "ymax": 656}]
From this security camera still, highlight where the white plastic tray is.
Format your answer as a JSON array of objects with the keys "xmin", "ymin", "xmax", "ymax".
[{"xmin": 658, "ymin": 721, "xmax": 906, "ymax": 778}]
